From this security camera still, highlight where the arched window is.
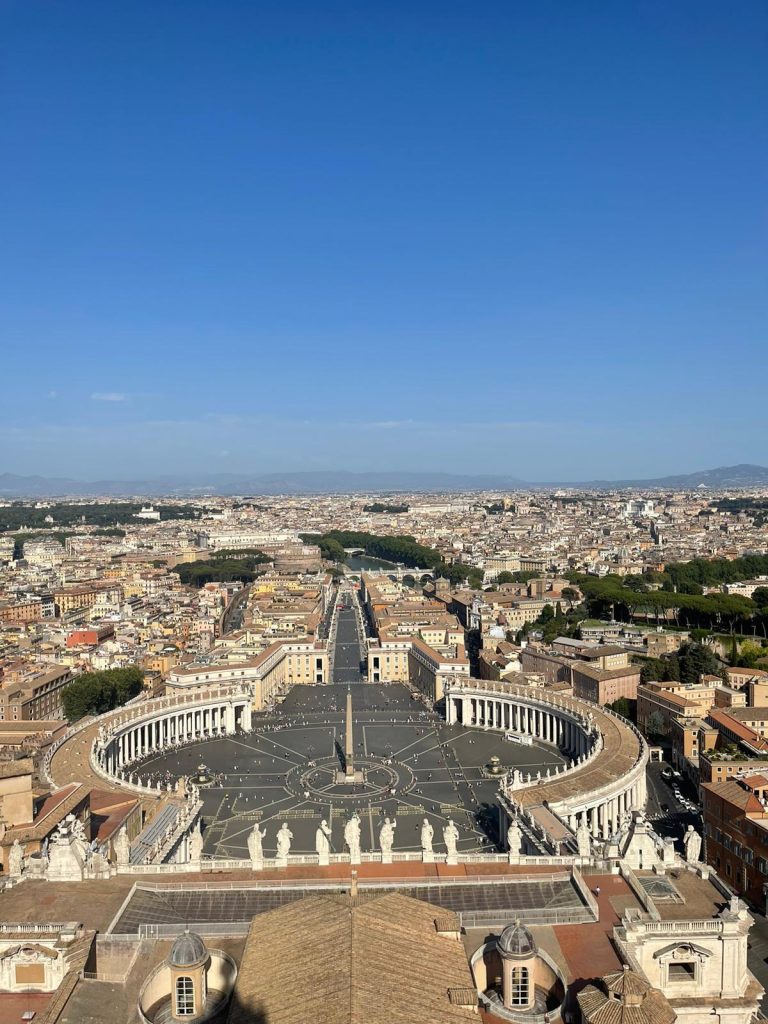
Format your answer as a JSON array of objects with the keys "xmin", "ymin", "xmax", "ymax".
[
  {"xmin": 510, "ymin": 966, "xmax": 529, "ymax": 1006},
  {"xmin": 176, "ymin": 976, "xmax": 195, "ymax": 1016}
]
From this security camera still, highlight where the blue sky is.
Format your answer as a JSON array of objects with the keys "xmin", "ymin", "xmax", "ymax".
[{"xmin": 1, "ymin": 1, "xmax": 766, "ymax": 481}]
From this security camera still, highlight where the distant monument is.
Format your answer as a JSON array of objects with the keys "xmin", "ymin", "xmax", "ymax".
[{"xmin": 337, "ymin": 689, "xmax": 365, "ymax": 784}]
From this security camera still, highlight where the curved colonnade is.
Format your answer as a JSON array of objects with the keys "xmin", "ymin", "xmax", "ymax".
[
  {"xmin": 91, "ymin": 685, "xmax": 253, "ymax": 783},
  {"xmin": 445, "ymin": 680, "xmax": 648, "ymax": 841},
  {"xmin": 44, "ymin": 684, "xmax": 253, "ymax": 802}
]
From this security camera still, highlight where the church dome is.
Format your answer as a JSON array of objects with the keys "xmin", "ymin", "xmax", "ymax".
[
  {"xmin": 498, "ymin": 921, "xmax": 536, "ymax": 958},
  {"xmin": 169, "ymin": 927, "xmax": 208, "ymax": 968}
]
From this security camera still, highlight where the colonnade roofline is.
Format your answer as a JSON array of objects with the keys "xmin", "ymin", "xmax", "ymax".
[
  {"xmin": 45, "ymin": 683, "xmax": 254, "ymax": 794},
  {"xmin": 444, "ymin": 677, "xmax": 649, "ymax": 840}
]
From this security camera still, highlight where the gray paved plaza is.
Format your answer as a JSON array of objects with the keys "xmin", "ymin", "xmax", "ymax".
[
  {"xmin": 135, "ymin": 678, "xmax": 565, "ymax": 858},
  {"xmin": 132, "ymin": 603, "xmax": 565, "ymax": 858}
]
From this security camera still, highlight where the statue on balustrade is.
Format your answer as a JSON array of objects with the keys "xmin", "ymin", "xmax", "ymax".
[
  {"xmin": 576, "ymin": 815, "xmax": 591, "ymax": 858},
  {"xmin": 683, "ymin": 825, "xmax": 702, "ymax": 864},
  {"xmin": 379, "ymin": 817, "xmax": 396, "ymax": 858},
  {"xmin": 189, "ymin": 823, "xmax": 204, "ymax": 863},
  {"xmin": 8, "ymin": 839, "xmax": 24, "ymax": 877},
  {"xmin": 114, "ymin": 825, "xmax": 130, "ymax": 867},
  {"xmin": 276, "ymin": 822, "xmax": 293, "ymax": 861},
  {"xmin": 248, "ymin": 823, "xmax": 266, "ymax": 868},
  {"xmin": 506, "ymin": 818, "xmax": 522, "ymax": 858},
  {"xmin": 316, "ymin": 819, "xmax": 332, "ymax": 860},
  {"xmin": 443, "ymin": 819, "xmax": 460, "ymax": 861},
  {"xmin": 420, "ymin": 818, "xmax": 434, "ymax": 855},
  {"xmin": 344, "ymin": 812, "xmax": 361, "ymax": 862}
]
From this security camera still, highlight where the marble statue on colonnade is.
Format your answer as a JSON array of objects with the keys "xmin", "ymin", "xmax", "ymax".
[
  {"xmin": 421, "ymin": 818, "xmax": 434, "ymax": 863},
  {"xmin": 443, "ymin": 819, "xmax": 460, "ymax": 865},
  {"xmin": 8, "ymin": 839, "xmax": 24, "ymax": 877},
  {"xmin": 379, "ymin": 817, "xmax": 396, "ymax": 864},
  {"xmin": 248, "ymin": 823, "xmax": 266, "ymax": 870},
  {"xmin": 188, "ymin": 824, "xmax": 203, "ymax": 864},
  {"xmin": 576, "ymin": 815, "xmax": 591, "ymax": 858},
  {"xmin": 276, "ymin": 822, "xmax": 293, "ymax": 865},
  {"xmin": 114, "ymin": 824, "xmax": 131, "ymax": 868},
  {"xmin": 344, "ymin": 812, "xmax": 361, "ymax": 865},
  {"xmin": 316, "ymin": 819, "xmax": 332, "ymax": 866},
  {"xmin": 684, "ymin": 825, "xmax": 702, "ymax": 864},
  {"xmin": 507, "ymin": 818, "xmax": 522, "ymax": 860}
]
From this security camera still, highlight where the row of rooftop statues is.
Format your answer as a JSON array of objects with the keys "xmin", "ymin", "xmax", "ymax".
[
  {"xmin": 234, "ymin": 812, "xmax": 464, "ymax": 866},
  {"xmin": 5, "ymin": 808, "xmax": 703, "ymax": 877}
]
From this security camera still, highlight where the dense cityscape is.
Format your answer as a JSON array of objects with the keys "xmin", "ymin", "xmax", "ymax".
[{"xmin": 0, "ymin": 484, "xmax": 767, "ymax": 1021}]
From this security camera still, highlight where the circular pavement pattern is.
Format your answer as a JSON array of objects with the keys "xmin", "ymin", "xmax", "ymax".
[{"xmin": 132, "ymin": 682, "xmax": 566, "ymax": 858}]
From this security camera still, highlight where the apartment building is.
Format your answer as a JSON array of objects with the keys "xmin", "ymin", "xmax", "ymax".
[
  {"xmin": 519, "ymin": 647, "xmax": 571, "ymax": 686},
  {"xmin": 702, "ymin": 774, "xmax": 768, "ymax": 906},
  {"xmin": 570, "ymin": 662, "xmax": 641, "ymax": 705},
  {"xmin": 168, "ymin": 639, "xmax": 329, "ymax": 709},
  {"xmin": 669, "ymin": 717, "xmax": 718, "ymax": 778},
  {"xmin": 54, "ymin": 582, "xmax": 123, "ymax": 615},
  {"xmin": 636, "ymin": 681, "xmax": 718, "ymax": 737},
  {"xmin": 407, "ymin": 635, "xmax": 469, "ymax": 704},
  {"xmin": 0, "ymin": 596, "xmax": 46, "ymax": 624},
  {"xmin": 698, "ymin": 749, "xmax": 768, "ymax": 787},
  {"xmin": 0, "ymin": 664, "xmax": 75, "ymax": 721}
]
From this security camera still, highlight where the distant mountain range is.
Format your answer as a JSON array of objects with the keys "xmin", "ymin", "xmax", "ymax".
[{"xmin": 1, "ymin": 464, "xmax": 767, "ymax": 497}]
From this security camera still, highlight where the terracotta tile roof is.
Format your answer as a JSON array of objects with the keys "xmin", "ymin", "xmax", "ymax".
[
  {"xmin": 227, "ymin": 891, "xmax": 477, "ymax": 1024},
  {"xmin": 0, "ymin": 758, "xmax": 33, "ymax": 779}
]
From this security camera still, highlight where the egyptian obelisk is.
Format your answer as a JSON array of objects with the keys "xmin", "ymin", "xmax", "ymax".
[
  {"xmin": 344, "ymin": 688, "xmax": 355, "ymax": 781},
  {"xmin": 337, "ymin": 687, "xmax": 364, "ymax": 784}
]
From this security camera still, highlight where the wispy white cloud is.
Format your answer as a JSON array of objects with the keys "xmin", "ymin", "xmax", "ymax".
[
  {"xmin": 364, "ymin": 420, "xmax": 414, "ymax": 430},
  {"xmin": 91, "ymin": 392, "xmax": 127, "ymax": 402}
]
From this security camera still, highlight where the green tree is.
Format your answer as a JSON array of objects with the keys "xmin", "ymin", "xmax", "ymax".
[
  {"xmin": 646, "ymin": 710, "xmax": 666, "ymax": 740},
  {"xmin": 607, "ymin": 697, "xmax": 635, "ymax": 722},
  {"xmin": 62, "ymin": 667, "xmax": 144, "ymax": 722}
]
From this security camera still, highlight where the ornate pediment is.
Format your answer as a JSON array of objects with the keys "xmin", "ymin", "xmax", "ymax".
[
  {"xmin": 0, "ymin": 943, "xmax": 58, "ymax": 962},
  {"xmin": 653, "ymin": 941, "xmax": 712, "ymax": 963}
]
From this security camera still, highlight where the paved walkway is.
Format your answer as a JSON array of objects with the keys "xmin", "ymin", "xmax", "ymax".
[{"xmin": 554, "ymin": 874, "xmax": 640, "ymax": 986}]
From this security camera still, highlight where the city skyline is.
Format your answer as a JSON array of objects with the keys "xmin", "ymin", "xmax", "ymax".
[{"xmin": 2, "ymin": 1, "xmax": 767, "ymax": 478}]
